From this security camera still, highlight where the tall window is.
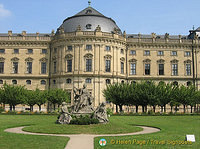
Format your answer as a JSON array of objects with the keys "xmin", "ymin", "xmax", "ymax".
[
  {"xmin": 27, "ymin": 62, "xmax": 32, "ymax": 74},
  {"xmin": 67, "ymin": 60, "xmax": 72, "ymax": 72},
  {"xmin": 53, "ymin": 61, "xmax": 56, "ymax": 73},
  {"xmin": 0, "ymin": 62, "xmax": 4, "ymax": 73},
  {"xmin": 86, "ymin": 59, "xmax": 92, "ymax": 72},
  {"xmin": 186, "ymin": 63, "xmax": 191, "ymax": 76},
  {"xmin": 41, "ymin": 62, "xmax": 47, "ymax": 74},
  {"xmin": 13, "ymin": 62, "xmax": 18, "ymax": 74},
  {"xmin": 130, "ymin": 63, "xmax": 136, "ymax": 75},
  {"xmin": 145, "ymin": 64, "xmax": 150, "ymax": 75},
  {"xmin": 121, "ymin": 62, "xmax": 124, "ymax": 74},
  {"xmin": 158, "ymin": 64, "xmax": 164, "ymax": 75},
  {"xmin": 105, "ymin": 60, "xmax": 111, "ymax": 72},
  {"xmin": 172, "ymin": 64, "xmax": 178, "ymax": 76}
]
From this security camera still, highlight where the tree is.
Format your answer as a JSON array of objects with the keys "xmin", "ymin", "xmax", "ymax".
[
  {"xmin": 2, "ymin": 84, "xmax": 25, "ymax": 111},
  {"xmin": 23, "ymin": 90, "xmax": 37, "ymax": 112},
  {"xmin": 35, "ymin": 89, "xmax": 47, "ymax": 111}
]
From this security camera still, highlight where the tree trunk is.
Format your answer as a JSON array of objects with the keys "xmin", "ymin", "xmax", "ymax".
[
  {"xmin": 116, "ymin": 105, "xmax": 118, "ymax": 113},
  {"xmin": 13, "ymin": 105, "xmax": 15, "ymax": 111},
  {"xmin": 9, "ymin": 105, "xmax": 12, "ymax": 111},
  {"xmin": 164, "ymin": 105, "xmax": 166, "ymax": 113},
  {"xmin": 194, "ymin": 105, "xmax": 196, "ymax": 112},
  {"xmin": 145, "ymin": 106, "xmax": 147, "ymax": 113},
  {"xmin": 191, "ymin": 106, "xmax": 193, "ymax": 113},
  {"xmin": 170, "ymin": 106, "xmax": 173, "ymax": 113},
  {"xmin": 39, "ymin": 105, "xmax": 41, "ymax": 111},
  {"xmin": 119, "ymin": 105, "xmax": 123, "ymax": 113},
  {"xmin": 142, "ymin": 106, "xmax": 145, "ymax": 113},
  {"xmin": 183, "ymin": 105, "xmax": 186, "ymax": 113},
  {"xmin": 136, "ymin": 105, "xmax": 138, "ymax": 113},
  {"xmin": 53, "ymin": 104, "xmax": 56, "ymax": 111},
  {"xmin": 153, "ymin": 106, "xmax": 156, "ymax": 113},
  {"xmin": 161, "ymin": 106, "xmax": 163, "ymax": 113}
]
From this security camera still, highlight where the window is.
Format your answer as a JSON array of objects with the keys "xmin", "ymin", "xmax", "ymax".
[
  {"xmin": 86, "ymin": 9, "xmax": 92, "ymax": 14},
  {"xmin": 130, "ymin": 50, "xmax": 136, "ymax": 55},
  {"xmin": 86, "ymin": 59, "xmax": 92, "ymax": 72},
  {"xmin": 121, "ymin": 62, "xmax": 124, "ymax": 74},
  {"xmin": 158, "ymin": 64, "xmax": 164, "ymax": 75},
  {"xmin": 145, "ymin": 64, "xmax": 150, "ymax": 75},
  {"xmin": 27, "ymin": 62, "xmax": 32, "ymax": 73},
  {"xmin": 0, "ymin": 62, "xmax": 4, "ymax": 73},
  {"xmin": 26, "ymin": 80, "xmax": 31, "ymax": 85},
  {"xmin": 86, "ymin": 45, "xmax": 92, "ymax": 50},
  {"xmin": 66, "ymin": 78, "xmax": 72, "ymax": 84},
  {"xmin": 54, "ymin": 48, "xmax": 57, "ymax": 53},
  {"xmin": 41, "ymin": 80, "xmax": 46, "ymax": 85},
  {"xmin": 158, "ymin": 51, "xmax": 164, "ymax": 56},
  {"xmin": 121, "ymin": 49, "xmax": 124, "ymax": 54},
  {"xmin": 144, "ymin": 50, "xmax": 150, "ymax": 56},
  {"xmin": 105, "ymin": 60, "xmax": 111, "ymax": 72},
  {"xmin": 121, "ymin": 80, "xmax": 124, "ymax": 84},
  {"xmin": 0, "ymin": 49, "xmax": 5, "ymax": 53},
  {"xmin": 28, "ymin": 49, "xmax": 33, "ymax": 54},
  {"xmin": 106, "ymin": 79, "xmax": 111, "ymax": 84},
  {"xmin": 53, "ymin": 80, "xmax": 56, "ymax": 84},
  {"xmin": 171, "ymin": 51, "xmax": 177, "ymax": 56},
  {"xmin": 172, "ymin": 64, "xmax": 178, "ymax": 76},
  {"xmin": 105, "ymin": 46, "xmax": 111, "ymax": 51},
  {"xmin": 186, "ymin": 63, "xmax": 191, "ymax": 76},
  {"xmin": 14, "ymin": 49, "xmax": 19, "ymax": 54},
  {"xmin": 53, "ymin": 61, "xmax": 56, "ymax": 73},
  {"xmin": 130, "ymin": 63, "xmax": 136, "ymax": 75},
  {"xmin": 42, "ymin": 49, "xmax": 47, "ymax": 54},
  {"xmin": 187, "ymin": 81, "xmax": 192, "ymax": 86},
  {"xmin": 12, "ymin": 80, "xmax": 17, "ymax": 85},
  {"xmin": 0, "ymin": 80, "xmax": 3, "ymax": 84},
  {"xmin": 86, "ymin": 24, "xmax": 92, "ymax": 29},
  {"xmin": 86, "ymin": 78, "xmax": 92, "ymax": 83},
  {"xmin": 41, "ymin": 62, "xmax": 47, "ymax": 74},
  {"xmin": 67, "ymin": 60, "xmax": 72, "ymax": 72},
  {"xmin": 13, "ymin": 62, "xmax": 18, "ymax": 74},
  {"xmin": 67, "ymin": 46, "xmax": 72, "ymax": 51},
  {"xmin": 131, "ymin": 81, "xmax": 136, "ymax": 84},
  {"xmin": 185, "ymin": 51, "xmax": 191, "ymax": 57},
  {"xmin": 173, "ymin": 81, "xmax": 178, "ymax": 86}
]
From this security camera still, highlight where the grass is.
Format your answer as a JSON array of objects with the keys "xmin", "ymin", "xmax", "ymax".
[
  {"xmin": 0, "ymin": 115, "xmax": 199, "ymax": 149},
  {"xmin": 0, "ymin": 115, "xmax": 69, "ymax": 149},
  {"xmin": 94, "ymin": 116, "xmax": 200, "ymax": 149}
]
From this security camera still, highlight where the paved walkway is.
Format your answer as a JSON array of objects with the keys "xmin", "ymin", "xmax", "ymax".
[{"xmin": 5, "ymin": 126, "xmax": 160, "ymax": 149}]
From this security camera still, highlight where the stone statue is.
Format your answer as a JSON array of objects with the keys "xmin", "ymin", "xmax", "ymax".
[
  {"xmin": 73, "ymin": 84, "xmax": 94, "ymax": 113},
  {"xmin": 57, "ymin": 102, "xmax": 72, "ymax": 124},
  {"xmin": 93, "ymin": 102, "xmax": 109, "ymax": 123}
]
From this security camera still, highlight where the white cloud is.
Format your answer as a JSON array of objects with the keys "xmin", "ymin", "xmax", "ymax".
[{"xmin": 0, "ymin": 4, "xmax": 11, "ymax": 18}]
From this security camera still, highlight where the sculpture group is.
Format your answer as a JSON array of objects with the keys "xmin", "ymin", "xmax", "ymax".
[{"xmin": 57, "ymin": 84, "xmax": 109, "ymax": 124}]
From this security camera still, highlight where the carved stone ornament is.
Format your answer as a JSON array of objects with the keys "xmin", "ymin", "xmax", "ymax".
[
  {"xmin": 151, "ymin": 33, "xmax": 156, "ymax": 39},
  {"xmin": 184, "ymin": 59, "xmax": 192, "ymax": 63},
  {"xmin": 93, "ymin": 102, "xmax": 109, "ymax": 123},
  {"xmin": 165, "ymin": 33, "xmax": 169, "ymax": 39},
  {"xmin": 65, "ymin": 54, "xmax": 73, "ymax": 59},
  {"xmin": 129, "ymin": 59, "xmax": 137, "ymax": 63},
  {"xmin": 157, "ymin": 59, "xmax": 165, "ymax": 63},
  {"xmin": 11, "ymin": 57, "xmax": 19, "ymax": 61},
  {"xmin": 57, "ymin": 102, "xmax": 72, "ymax": 124},
  {"xmin": 120, "ymin": 57, "xmax": 125, "ymax": 61},
  {"xmin": 143, "ymin": 59, "xmax": 151, "ymax": 63},
  {"xmin": 39, "ymin": 57, "xmax": 48, "ymax": 62},
  {"xmin": 0, "ymin": 57, "xmax": 5, "ymax": 61},
  {"xmin": 84, "ymin": 53, "xmax": 93, "ymax": 59},
  {"xmin": 104, "ymin": 55, "xmax": 112, "ymax": 60},
  {"xmin": 25, "ymin": 57, "xmax": 33, "ymax": 62},
  {"xmin": 170, "ymin": 59, "xmax": 179, "ymax": 63},
  {"xmin": 95, "ymin": 25, "xmax": 101, "ymax": 32},
  {"xmin": 52, "ymin": 56, "xmax": 57, "ymax": 60}
]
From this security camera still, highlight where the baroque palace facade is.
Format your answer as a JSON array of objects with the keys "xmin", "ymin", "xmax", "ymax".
[{"xmin": 0, "ymin": 6, "xmax": 200, "ymax": 111}]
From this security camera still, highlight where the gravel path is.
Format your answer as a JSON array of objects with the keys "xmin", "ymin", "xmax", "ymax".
[{"xmin": 5, "ymin": 126, "xmax": 160, "ymax": 149}]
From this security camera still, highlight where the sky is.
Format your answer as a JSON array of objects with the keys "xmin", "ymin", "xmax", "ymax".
[{"xmin": 0, "ymin": 0, "xmax": 199, "ymax": 35}]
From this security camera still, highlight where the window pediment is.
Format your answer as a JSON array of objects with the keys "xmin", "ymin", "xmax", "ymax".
[
  {"xmin": 157, "ymin": 59, "xmax": 165, "ymax": 63},
  {"xmin": 104, "ymin": 55, "xmax": 112, "ymax": 60},
  {"xmin": 40, "ymin": 57, "xmax": 48, "ymax": 62},
  {"xmin": 184, "ymin": 59, "xmax": 192, "ymax": 63},
  {"xmin": 129, "ymin": 58, "xmax": 137, "ymax": 63},
  {"xmin": 65, "ymin": 54, "xmax": 73, "ymax": 59},
  {"xmin": 84, "ymin": 53, "xmax": 93, "ymax": 59},
  {"xmin": 170, "ymin": 59, "xmax": 179, "ymax": 63},
  {"xmin": 11, "ymin": 57, "xmax": 19, "ymax": 61},
  {"xmin": 0, "ymin": 57, "xmax": 5, "ymax": 61},
  {"xmin": 120, "ymin": 57, "xmax": 125, "ymax": 61},
  {"xmin": 143, "ymin": 59, "xmax": 151, "ymax": 63},
  {"xmin": 25, "ymin": 57, "xmax": 33, "ymax": 62}
]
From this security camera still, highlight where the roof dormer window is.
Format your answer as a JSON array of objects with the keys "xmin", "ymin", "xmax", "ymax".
[{"xmin": 86, "ymin": 24, "xmax": 92, "ymax": 29}]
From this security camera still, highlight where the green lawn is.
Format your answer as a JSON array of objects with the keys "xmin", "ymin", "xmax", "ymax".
[
  {"xmin": 95, "ymin": 116, "xmax": 200, "ymax": 149},
  {"xmin": 0, "ymin": 115, "xmax": 199, "ymax": 149}
]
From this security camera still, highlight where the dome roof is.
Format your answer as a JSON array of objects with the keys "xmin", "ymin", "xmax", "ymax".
[{"xmin": 57, "ymin": 7, "xmax": 122, "ymax": 34}]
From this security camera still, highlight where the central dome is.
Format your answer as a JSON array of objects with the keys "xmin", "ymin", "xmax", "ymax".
[{"xmin": 58, "ymin": 7, "xmax": 122, "ymax": 34}]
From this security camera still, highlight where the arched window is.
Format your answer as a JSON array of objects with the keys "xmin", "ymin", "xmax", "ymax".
[
  {"xmin": 121, "ymin": 80, "xmax": 124, "ymax": 84},
  {"xmin": 12, "ymin": 80, "xmax": 17, "ymax": 85},
  {"xmin": 173, "ymin": 81, "xmax": 178, "ymax": 86},
  {"xmin": 66, "ymin": 78, "xmax": 72, "ymax": 84},
  {"xmin": 41, "ymin": 80, "xmax": 46, "ymax": 85},
  {"xmin": 187, "ymin": 81, "xmax": 192, "ymax": 86},
  {"xmin": 106, "ymin": 79, "xmax": 111, "ymax": 84},
  {"xmin": 86, "ymin": 78, "xmax": 92, "ymax": 83},
  {"xmin": 26, "ymin": 80, "xmax": 31, "ymax": 85},
  {"xmin": 0, "ymin": 80, "xmax": 3, "ymax": 84}
]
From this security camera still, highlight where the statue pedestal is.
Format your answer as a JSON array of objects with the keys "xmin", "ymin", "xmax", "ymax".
[{"xmin": 71, "ymin": 112, "xmax": 93, "ymax": 118}]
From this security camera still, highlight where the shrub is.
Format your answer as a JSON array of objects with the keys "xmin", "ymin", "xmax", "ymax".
[{"xmin": 70, "ymin": 115, "xmax": 99, "ymax": 125}]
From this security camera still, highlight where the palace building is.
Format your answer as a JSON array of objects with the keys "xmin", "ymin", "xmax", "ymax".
[{"xmin": 0, "ymin": 5, "xmax": 200, "ymax": 111}]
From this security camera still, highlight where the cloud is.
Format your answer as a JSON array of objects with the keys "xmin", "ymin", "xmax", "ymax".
[{"xmin": 0, "ymin": 4, "xmax": 11, "ymax": 18}]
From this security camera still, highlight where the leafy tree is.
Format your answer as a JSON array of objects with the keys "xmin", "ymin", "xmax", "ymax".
[
  {"xmin": 23, "ymin": 90, "xmax": 37, "ymax": 112},
  {"xmin": 35, "ymin": 89, "xmax": 47, "ymax": 111}
]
